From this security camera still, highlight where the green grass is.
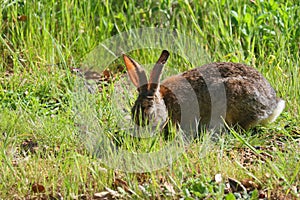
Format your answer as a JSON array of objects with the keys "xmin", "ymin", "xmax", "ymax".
[{"xmin": 1, "ymin": 0, "xmax": 299, "ymax": 199}]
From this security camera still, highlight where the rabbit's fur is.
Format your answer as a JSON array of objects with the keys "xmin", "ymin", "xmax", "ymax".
[{"xmin": 123, "ymin": 50, "xmax": 285, "ymax": 131}]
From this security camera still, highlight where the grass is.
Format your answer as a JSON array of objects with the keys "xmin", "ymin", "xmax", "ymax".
[{"xmin": 0, "ymin": 0, "xmax": 299, "ymax": 199}]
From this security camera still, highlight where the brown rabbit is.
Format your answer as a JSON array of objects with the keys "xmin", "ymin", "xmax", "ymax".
[{"xmin": 122, "ymin": 50, "xmax": 285, "ymax": 132}]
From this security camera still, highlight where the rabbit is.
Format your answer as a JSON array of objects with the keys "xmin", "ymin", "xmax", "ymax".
[{"xmin": 122, "ymin": 50, "xmax": 285, "ymax": 132}]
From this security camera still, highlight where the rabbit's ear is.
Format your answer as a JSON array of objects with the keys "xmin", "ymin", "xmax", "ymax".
[
  {"xmin": 149, "ymin": 50, "xmax": 169, "ymax": 89},
  {"xmin": 123, "ymin": 53, "xmax": 148, "ymax": 89}
]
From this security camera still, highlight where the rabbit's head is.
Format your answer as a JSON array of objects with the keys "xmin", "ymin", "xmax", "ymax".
[{"xmin": 123, "ymin": 50, "xmax": 170, "ymax": 129}]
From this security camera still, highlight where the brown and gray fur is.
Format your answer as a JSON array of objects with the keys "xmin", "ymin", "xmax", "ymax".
[{"xmin": 123, "ymin": 50, "xmax": 285, "ymax": 131}]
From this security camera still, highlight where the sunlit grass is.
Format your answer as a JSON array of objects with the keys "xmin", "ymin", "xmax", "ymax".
[{"xmin": 0, "ymin": 0, "xmax": 299, "ymax": 199}]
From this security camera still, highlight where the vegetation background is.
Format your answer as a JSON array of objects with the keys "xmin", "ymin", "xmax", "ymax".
[{"xmin": 0, "ymin": 0, "xmax": 299, "ymax": 199}]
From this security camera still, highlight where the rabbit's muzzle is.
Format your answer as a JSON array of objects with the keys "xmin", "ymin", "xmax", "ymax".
[{"xmin": 131, "ymin": 95, "xmax": 168, "ymax": 129}]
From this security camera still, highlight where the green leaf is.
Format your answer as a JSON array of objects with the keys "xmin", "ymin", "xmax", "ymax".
[
  {"xmin": 250, "ymin": 189, "xmax": 259, "ymax": 200},
  {"xmin": 225, "ymin": 193, "xmax": 236, "ymax": 200},
  {"xmin": 230, "ymin": 10, "xmax": 239, "ymax": 22}
]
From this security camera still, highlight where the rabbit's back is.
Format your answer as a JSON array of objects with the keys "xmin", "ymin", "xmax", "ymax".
[{"xmin": 161, "ymin": 62, "xmax": 281, "ymax": 129}]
